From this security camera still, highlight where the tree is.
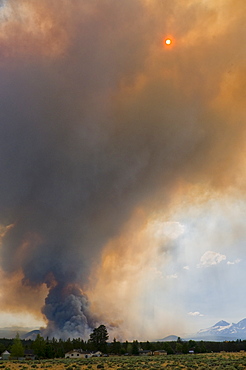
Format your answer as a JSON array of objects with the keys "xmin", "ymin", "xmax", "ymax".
[
  {"xmin": 132, "ymin": 340, "xmax": 139, "ymax": 355},
  {"xmin": 182, "ymin": 342, "xmax": 188, "ymax": 354},
  {"xmin": 163, "ymin": 342, "xmax": 174, "ymax": 354},
  {"xmin": 0, "ymin": 343, "xmax": 5, "ymax": 354},
  {"xmin": 176, "ymin": 342, "xmax": 183, "ymax": 354},
  {"xmin": 110, "ymin": 338, "xmax": 122, "ymax": 355},
  {"xmin": 89, "ymin": 325, "xmax": 109, "ymax": 353},
  {"xmin": 144, "ymin": 341, "xmax": 154, "ymax": 351},
  {"xmin": 126, "ymin": 342, "xmax": 133, "ymax": 355},
  {"xmin": 45, "ymin": 341, "xmax": 55, "ymax": 359},
  {"xmin": 11, "ymin": 333, "xmax": 24, "ymax": 358},
  {"xmin": 32, "ymin": 334, "xmax": 46, "ymax": 358}
]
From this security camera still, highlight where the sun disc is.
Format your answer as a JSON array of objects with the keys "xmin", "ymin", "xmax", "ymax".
[{"xmin": 165, "ymin": 38, "xmax": 172, "ymax": 45}]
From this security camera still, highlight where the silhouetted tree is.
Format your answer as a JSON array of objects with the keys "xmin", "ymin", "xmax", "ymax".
[
  {"xmin": 132, "ymin": 340, "xmax": 139, "ymax": 355},
  {"xmin": 110, "ymin": 338, "xmax": 122, "ymax": 355},
  {"xmin": 126, "ymin": 342, "xmax": 133, "ymax": 354},
  {"xmin": 32, "ymin": 334, "xmax": 46, "ymax": 358},
  {"xmin": 89, "ymin": 325, "xmax": 109, "ymax": 353}
]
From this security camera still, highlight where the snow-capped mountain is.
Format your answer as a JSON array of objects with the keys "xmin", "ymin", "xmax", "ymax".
[{"xmin": 196, "ymin": 318, "xmax": 246, "ymax": 340}]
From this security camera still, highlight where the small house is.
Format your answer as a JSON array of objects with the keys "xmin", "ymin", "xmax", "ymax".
[
  {"xmin": 153, "ymin": 350, "xmax": 167, "ymax": 356},
  {"xmin": 139, "ymin": 350, "xmax": 153, "ymax": 356},
  {"xmin": 2, "ymin": 350, "xmax": 10, "ymax": 360},
  {"xmin": 65, "ymin": 350, "xmax": 92, "ymax": 359},
  {"xmin": 24, "ymin": 349, "xmax": 36, "ymax": 360}
]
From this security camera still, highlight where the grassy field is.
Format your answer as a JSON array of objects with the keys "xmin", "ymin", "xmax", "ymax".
[{"xmin": 1, "ymin": 352, "xmax": 246, "ymax": 370}]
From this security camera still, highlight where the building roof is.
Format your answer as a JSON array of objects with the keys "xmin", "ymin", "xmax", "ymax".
[{"xmin": 65, "ymin": 349, "xmax": 90, "ymax": 355}]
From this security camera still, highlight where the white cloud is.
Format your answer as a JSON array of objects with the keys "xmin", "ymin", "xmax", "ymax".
[
  {"xmin": 183, "ymin": 265, "xmax": 190, "ymax": 270},
  {"xmin": 227, "ymin": 258, "xmax": 241, "ymax": 265},
  {"xmin": 166, "ymin": 273, "xmax": 178, "ymax": 279},
  {"xmin": 188, "ymin": 311, "xmax": 204, "ymax": 317},
  {"xmin": 198, "ymin": 251, "xmax": 226, "ymax": 268},
  {"xmin": 151, "ymin": 221, "xmax": 185, "ymax": 240}
]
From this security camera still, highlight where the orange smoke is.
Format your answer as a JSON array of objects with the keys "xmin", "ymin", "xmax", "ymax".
[
  {"xmin": 0, "ymin": 1, "xmax": 71, "ymax": 60},
  {"xmin": 0, "ymin": 269, "xmax": 48, "ymax": 322}
]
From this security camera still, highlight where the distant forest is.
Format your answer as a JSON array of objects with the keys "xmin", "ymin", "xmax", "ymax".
[{"xmin": 1, "ymin": 333, "xmax": 246, "ymax": 359}]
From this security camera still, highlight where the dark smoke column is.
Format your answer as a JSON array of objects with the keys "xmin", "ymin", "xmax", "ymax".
[
  {"xmin": 0, "ymin": 0, "xmax": 157, "ymax": 339},
  {"xmin": 42, "ymin": 284, "xmax": 95, "ymax": 339}
]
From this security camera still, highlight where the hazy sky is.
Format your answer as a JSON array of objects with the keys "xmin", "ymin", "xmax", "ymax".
[{"xmin": 0, "ymin": 0, "xmax": 245, "ymax": 341}]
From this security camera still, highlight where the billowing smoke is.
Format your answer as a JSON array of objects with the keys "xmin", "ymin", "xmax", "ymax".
[
  {"xmin": 42, "ymin": 284, "xmax": 95, "ymax": 339},
  {"xmin": 0, "ymin": 0, "xmax": 245, "ymax": 339}
]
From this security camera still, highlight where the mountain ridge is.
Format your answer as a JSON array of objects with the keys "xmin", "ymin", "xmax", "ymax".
[
  {"xmin": 194, "ymin": 318, "xmax": 246, "ymax": 341},
  {"xmin": 1, "ymin": 318, "xmax": 246, "ymax": 341}
]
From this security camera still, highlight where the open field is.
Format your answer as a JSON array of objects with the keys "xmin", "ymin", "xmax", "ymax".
[{"xmin": 1, "ymin": 353, "xmax": 246, "ymax": 370}]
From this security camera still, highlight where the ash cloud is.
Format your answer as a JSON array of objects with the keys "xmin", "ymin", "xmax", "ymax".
[{"xmin": 0, "ymin": 0, "xmax": 245, "ymax": 338}]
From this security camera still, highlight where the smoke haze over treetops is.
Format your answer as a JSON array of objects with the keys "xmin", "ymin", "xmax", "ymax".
[{"xmin": 0, "ymin": 0, "xmax": 245, "ymax": 340}]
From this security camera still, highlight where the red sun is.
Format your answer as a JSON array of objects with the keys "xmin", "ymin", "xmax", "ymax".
[
  {"xmin": 165, "ymin": 38, "xmax": 172, "ymax": 45},
  {"xmin": 163, "ymin": 36, "xmax": 175, "ymax": 49}
]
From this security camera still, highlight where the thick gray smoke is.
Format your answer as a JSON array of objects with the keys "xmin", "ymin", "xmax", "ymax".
[
  {"xmin": 0, "ymin": 0, "xmax": 245, "ymax": 338},
  {"xmin": 42, "ymin": 284, "xmax": 95, "ymax": 339},
  {"xmin": 0, "ymin": 0, "xmax": 160, "ymax": 338}
]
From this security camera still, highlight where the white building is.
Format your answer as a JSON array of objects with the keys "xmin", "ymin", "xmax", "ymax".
[
  {"xmin": 1, "ymin": 350, "xmax": 10, "ymax": 360},
  {"xmin": 65, "ymin": 350, "xmax": 92, "ymax": 359}
]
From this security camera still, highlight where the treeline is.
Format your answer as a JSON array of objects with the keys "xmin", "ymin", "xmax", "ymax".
[{"xmin": 1, "ymin": 335, "xmax": 246, "ymax": 358}]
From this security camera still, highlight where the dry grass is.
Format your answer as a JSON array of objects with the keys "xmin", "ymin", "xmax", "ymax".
[{"xmin": 1, "ymin": 352, "xmax": 246, "ymax": 370}]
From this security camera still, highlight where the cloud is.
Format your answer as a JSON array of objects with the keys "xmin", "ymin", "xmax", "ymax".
[
  {"xmin": 152, "ymin": 222, "xmax": 185, "ymax": 240},
  {"xmin": 183, "ymin": 266, "xmax": 190, "ymax": 270},
  {"xmin": 166, "ymin": 274, "xmax": 178, "ymax": 279},
  {"xmin": 227, "ymin": 258, "xmax": 241, "ymax": 265},
  {"xmin": 198, "ymin": 251, "xmax": 226, "ymax": 268},
  {"xmin": 188, "ymin": 311, "xmax": 204, "ymax": 317}
]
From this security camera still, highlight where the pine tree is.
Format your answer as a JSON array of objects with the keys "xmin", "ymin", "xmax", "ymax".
[
  {"xmin": 132, "ymin": 340, "xmax": 139, "ymax": 355},
  {"xmin": 32, "ymin": 334, "xmax": 46, "ymax": 358},
  {"xmin": 11, "ymin": 333, "xmax": 24, "ymax": 358},
  {"xmin": 89, "ymin": 325, "xmax": 109, "ymax": 353}
]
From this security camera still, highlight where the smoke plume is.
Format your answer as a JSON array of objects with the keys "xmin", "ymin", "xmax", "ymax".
[{"xmin": 0, "ymin": 0, "xmax": 245, "ymax": 339}]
